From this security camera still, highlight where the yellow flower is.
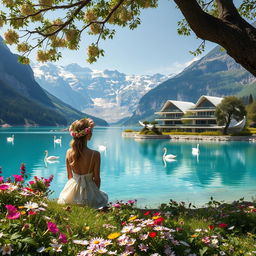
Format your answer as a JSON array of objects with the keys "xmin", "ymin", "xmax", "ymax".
[
  {"xmin": 152, "ymin": 216, "xmax": 161, "ymax": 220},
  {"xmin": 20, "ymin": 211, "xmax": 26, "ymax": 215},
  {"xmin": 128, "ymin": 215, "xmax": 137, "ymax": 221},
  {"xmin": 107, "ymin": 232, "xmax": 121, "ymax": 240},
  {"xmin": 18, "ymin": 206, "xmax": 25, "ymax": 209}
]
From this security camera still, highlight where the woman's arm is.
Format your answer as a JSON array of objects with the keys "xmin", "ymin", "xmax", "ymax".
[
  {"xmin": 66, "ymin": 150, "xmax": 73, "ymax": 180},
  {"xmin": 93, "ymin": 151, "xmax": 101, "ymax": 188}
]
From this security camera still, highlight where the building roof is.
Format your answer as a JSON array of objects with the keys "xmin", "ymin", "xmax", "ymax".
[
  {"xmin": 195, "ymin": 95, "xmax": 223, "ymax": 108},
  {"xmin": 160, "ymin": 100, "xmax": 195, "ymax": 113}
]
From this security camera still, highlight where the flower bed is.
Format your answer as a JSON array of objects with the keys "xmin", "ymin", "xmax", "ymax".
[{"xmin": 1, "ymin": 165, "xmax": 256, "ymax": 255}]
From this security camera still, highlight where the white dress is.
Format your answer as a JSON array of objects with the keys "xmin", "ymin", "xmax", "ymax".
[{"xmin": 57, "ymin": 152, "xmax": 108, "ymax": 208}]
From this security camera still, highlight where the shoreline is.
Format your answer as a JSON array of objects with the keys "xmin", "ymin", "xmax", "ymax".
[{"xmin": 122, "ymin": 132, "xmax": 256, "ymax": 142}]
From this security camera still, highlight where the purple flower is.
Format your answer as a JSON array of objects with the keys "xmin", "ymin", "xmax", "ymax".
[{"xmin": 59, "ymin": 233, "xmax": 68, "ymax": 244}]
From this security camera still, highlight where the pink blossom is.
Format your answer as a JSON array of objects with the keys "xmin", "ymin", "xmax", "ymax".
[
  {"xmin": 5, "ymin": 204, "xmax": 21, "ymax": 219},
  {"xmin": 0, "ymin": 176, "xmax": 3, "ymax": 183},
  {"xmin": 138, "ymin": 243, "xmax": 149, "ymax": 252},
  {"xmin": 59, "ymin": 233, "xmax": 68, "ymax": 244},
  {"xmin": 202, "ymin": 236, "xmax": 210, "ymax": 244},
  {"xmin": 13, "ymin": 174, "xmax": 24, "ymax": 182},
  {"xmin": 29, "ymin": 181, "xmax": 35, "ymax": 185},
  {"xmin": 0, "ymin": 184, "xmax": 9, "ymax": 190},
  {"xmin": 47, "ymin": 222, "xmax": 59, "ymax": 234},
  {"xmin": 113, "ymin": 203, "xmax": 121, "ymax": 208}
]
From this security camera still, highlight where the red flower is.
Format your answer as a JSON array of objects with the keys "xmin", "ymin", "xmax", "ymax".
[
  {"xmin": 208, "ymin": 225, "xmax": 214, "ymax": 230},
  {"xmin": 154, "ymin": 217, "xmax": 165, "ymax": 225},
  {"xmin": 144, "ymin": 211, "xmax": 151, "ymax": 216},
  {"xmin": 47, "ymin": 222, "xmax": 59, "ymax": 234},
  {"xmin": 149, "ymin": 232, "xmax": 157, "ymax": 238},
  {"xmin": 153, "ymin": 212, "xmax": 160, "ymax": 216},
  {"xmin": 218, "ymin": 223, "xmax": 228, "ymax": 228},
  {"xmin": 28, "ymin": 210, "xmax": 37, "ymax": 215}
]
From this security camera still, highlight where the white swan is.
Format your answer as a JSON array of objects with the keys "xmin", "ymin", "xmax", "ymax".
[
  {"xmin": 163, "ymin": 147, "xmax": 176, "ymax": 161},
  {"xmin": 7, "ymin": 135, "xmax": 14, "ymax": 143},
  {"xmin": 98, "ymin": 145, "xmax": 107, "ymax": 152},
  {"xmin": 54, "ymin": 136, "xmax": 62, "ymax": 144},
  {"xmin": 44, "ymin": 150, "xmax": 59, "ymax": 162},
  {"xmin": 192, "ymin": 144, "xmax": 200, "ymax": 155}
]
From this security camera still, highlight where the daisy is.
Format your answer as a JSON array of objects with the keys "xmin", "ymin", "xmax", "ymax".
[
  {"xmin": 108, "ymin": 251, "xmax": 117, "ymax": 255},
  {"xmin": 121, "ymin": 225, "xmax": 134, "ymax": 233},
  {"xmin": 24, "ymin": 201, "xmax": 39, "ymax": 211},
  {"xmin": 73, "ymin": 240, "xmax": 89, "ymax": 245},
  {"xmin": 50, "ymin": 244, "xmax": 62, "ymax": 252},
  {"xmin": 138, "ymin": 243, "xmax": 149, "ymax": 252},
  {"xmin": 139, "ymin": 234, "xmax": 148, "ymax": 240},
  {"xmin": 0, "ymin": 244, "xmax": 13, "ymax": 255},
  {"xmin": 96, "ymin": 248, "xmax": 108, "ymax": 254},
  {"xmin": 90, "ymin": 237, "xmax": 105, "ymax": 245},
  {"xmin": 131, "ymin": 226, "xmax": 141, "ymax": 233}
]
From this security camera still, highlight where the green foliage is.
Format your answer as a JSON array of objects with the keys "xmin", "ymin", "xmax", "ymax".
[
  {"xmin": 163, "ymin": 131, "xmax": 223, "ymax": 136},
  {"xmin": 215, "ymin": 96, "xmax": 246, "ymax": 134},
  {"xmin": 246, "ymin": 102, "xmax": 256, "ymax": 127},
  {"xmin": 123, "ymin": 129, "xmax": 134, "ymax": 133}
]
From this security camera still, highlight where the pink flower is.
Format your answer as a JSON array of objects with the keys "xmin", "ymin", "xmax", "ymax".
[
  {"xmin": 84, "ymin": 128, "xmax": 91, "ymax": 134},
  {"xmin": 0, "ymin": 184, "xmax": 9, "ymax": 190},
  {"xmin": 202, "ymin": 236, "xmax": 210, "ymax": 244},
  {"xmin": 29, "ymin": 181, "xmax": 35, "ymax": 185},
  {"xmin": 0, "ymin": 176, "xmax": 3, "ymax": 183},
  {"xmin": 13, "ymin": 174, "xmax": 24, "ymax": 182},
  {"xmin": 113, "ymin": 203, "xmax": 121, "ymax": 208},
  {"xmin": 47, "ymin": 222, "xmax": 59, "ymax": 234},
  {"xmin": 59, "ymin": 233, "xmax": 68, "ymax": 244},
  {"xmin": 5, "ymin": 205, "xmax": 21, "ymax": 220}
]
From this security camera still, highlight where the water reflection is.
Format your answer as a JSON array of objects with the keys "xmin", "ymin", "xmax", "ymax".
[{"xmin": 0, "ymin": 128, "xmax": 256, "ymax": 206}]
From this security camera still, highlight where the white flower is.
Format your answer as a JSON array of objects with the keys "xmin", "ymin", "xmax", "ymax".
[
  {"xmin": 139, "ymin": 233, "xmax": 148, "ymax": 240},
  {"xmin": 1, "ymin": 244, "xmax": 13, "ymax": 255},
  {"xmin": 138, "ymin": 243, "xmax": 149, "ymax": 252},
  {"xmin": 73, "ymin": 240, "xmax": 89, "ymax": 245},
  {"xmin": 8, "ymin": 185, "xmax": 18, "ymax": 191},
  {"xmin": 0, "ymin": 233, "xmax": 3, "ymax": 238},
  {"xmin": 211, "ymin": 238, "xmax": 218, "ymax": 245},
  {"xmin": 36, "ymin": 247, "xmax": 45, "ymax": 253},
  {"xmin": 150, "ymin": 254, "xmax": 161, "ymax": 256},
  {"xmin": 121, "ymin": 225, "xmax": 134, "ymax": 233},
  {"xmin": 220, "ymin": 252, "xmax": 226, "ymax": 255},
  {"xmin": 108, "ymin": 251, "xmax": 117, "ymax": 255},
  {"xmin": 50, "ymin": 244, "xmax": 62, "ymax": 252},
  {"xmin": 96, "ymin": 248, "xmax": 108, "ymax": 254},
  {"xmin": 24, "ymin": 201, "xmax": 39, "ymax": 210},
  {"xmin": 77, "ymin": 250, "xmax": 93, "ymax": 256},
  {"xmin": 195, "ymin": 229, "xmax": 202, "ymax": 232},
  {"xmin": 131, "ymin": 226, "xmax": 141, "ymax": 233}
]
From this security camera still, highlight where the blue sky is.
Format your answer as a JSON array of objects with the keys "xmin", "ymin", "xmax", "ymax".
[{"xmin": 1, "ymin": 0, "xmax": 219, "ymax": 75}]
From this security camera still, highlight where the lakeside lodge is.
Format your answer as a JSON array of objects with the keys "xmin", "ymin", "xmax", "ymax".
[{"xmin": 155, "ymin": 95, "xmax": 245, "ymax": 133}]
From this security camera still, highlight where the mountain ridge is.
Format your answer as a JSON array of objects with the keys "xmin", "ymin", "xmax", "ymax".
[{"xmin": 124, "ymin": 45, "xmax": 256, "ymax": 125}]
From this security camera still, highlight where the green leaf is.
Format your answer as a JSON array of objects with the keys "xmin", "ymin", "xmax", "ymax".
[
  {"xmin": 10, "ymin": 232, "xmax": 22, "ymax": 240},
  {"xmin": 20, "ymin": 237, "xmax": 37, "ymax": 245},
  {"xmin": 199, "ymin": 247, "xmax": 208, "ymax": 256}
]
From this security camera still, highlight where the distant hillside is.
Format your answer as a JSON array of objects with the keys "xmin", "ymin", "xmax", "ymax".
[
  {"xmin": 0, "ymin": 37, "xmax": 108, "ymax": 126},
  {"xmin": 125, "ymin": 46, "xmax": 255, "ymax": 125}
]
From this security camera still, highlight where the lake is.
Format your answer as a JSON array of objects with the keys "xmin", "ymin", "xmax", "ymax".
[{"xmin": 0, "ymin": 127, "xmax": 256, "ymax": 207}]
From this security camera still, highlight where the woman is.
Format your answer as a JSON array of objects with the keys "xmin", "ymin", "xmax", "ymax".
[{"xmin": 58, "ymin": 118, "xmax": 108, "ymax": 208}]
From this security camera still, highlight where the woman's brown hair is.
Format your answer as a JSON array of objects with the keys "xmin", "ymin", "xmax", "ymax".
[{"xmin": 68, "ymin": 118, "xmax": 94, "ymax": 169}]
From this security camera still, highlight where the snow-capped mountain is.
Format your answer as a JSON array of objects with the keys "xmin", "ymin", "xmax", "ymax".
[{"xmin": 32, "ymin": 63, "xmax": 170, "ymax": 123}]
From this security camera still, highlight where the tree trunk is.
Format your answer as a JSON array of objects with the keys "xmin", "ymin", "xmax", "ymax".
[
  {"xmin": 223, "ymin": 116, "xmax": 231, "ymax": 135},
  {"xmin": 174, "ymin": 0, "xmax": 256, "ymax": 77}
]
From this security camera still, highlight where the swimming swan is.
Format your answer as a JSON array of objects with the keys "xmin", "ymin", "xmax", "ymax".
[
  {"xmin": 54, "ymin": 136, "xmax": 62, "ymax": 144},
  {"xmin": 44, "ymin": 150, "xmax": 59, "ymax": 162},
  {"xmin": 192, "ymin": 144, "xmax": 200, "ymax": 155},
  {"xmin": 7, "ymin": 135, "xmax": 14, "ymax": 143},
  {"xmin": 163, "ymin": 147, "xmax": 176, "ymax": 161}
]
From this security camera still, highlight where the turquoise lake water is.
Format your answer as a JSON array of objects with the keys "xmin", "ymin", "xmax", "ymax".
[{"xmin": 0, "ymin": 127, "xmax": 256, "ymax": 207}]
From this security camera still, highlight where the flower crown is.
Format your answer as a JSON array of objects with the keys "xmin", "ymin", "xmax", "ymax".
[{"xmin": 69, "ymin": 118, "xmax": 94, "ymax": 138}]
